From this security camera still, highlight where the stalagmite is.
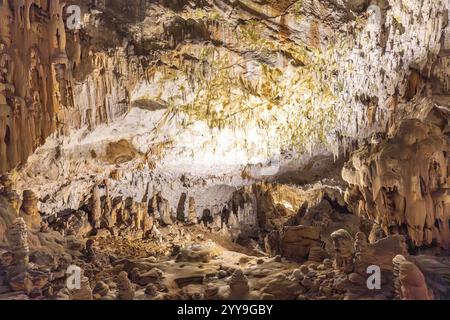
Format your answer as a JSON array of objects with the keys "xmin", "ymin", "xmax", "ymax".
[
  {"xmin": 7, "ymin": 218, "xmax": 29, "ymax": 277},
  {"xmin": 117, "ymin": 271, "xmax": 135, "ymax": 300},
  {"xmin": 71, "ymin": 276, "xmax": 94, "ymax": 300},
  {"xmin": 393, "ymin": 255, "xmax": 432, "ymax": 300},
  {"xmin": 0, "ymin": 0, "xmax": 449, "ymax": 303},
  {"xmin": 330, "ymin": 229, "xmax": 354, "ymax": 273},
  {"xmin": 102, "ymin": 179, "xmax": 113, "ymax": 227},
  {"xmin": 20, "ymin": 190, "xmax": 41, "ymax": 229},
  {"xmin": 187, "ymin": 197, "xmax": 197, "ymax": 225},
  {"xmin": 229, "ymin": 269, "xmax": 250, "ymax": 299},
  {"xmin": 177, "ymin": 193, "xmax": 187, "ymax": 223},
  {"xmin": 90, "ymin": 183, "xmax": 102, "ymax": 230}
]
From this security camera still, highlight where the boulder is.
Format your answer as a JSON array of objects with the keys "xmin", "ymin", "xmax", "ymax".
[{"xmin": 281, "ymin": 225, "xmax": 321, "ymax": 261}]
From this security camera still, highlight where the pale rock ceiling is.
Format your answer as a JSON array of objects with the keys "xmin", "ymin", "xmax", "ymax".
[{"xmin": 1, "ymin": 0, "xmax": 449, "ymax": 214}]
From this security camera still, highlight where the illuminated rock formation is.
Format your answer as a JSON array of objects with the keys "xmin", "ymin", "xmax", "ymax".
[
  {"xmin": 353, "ymin": 233, "xmax": 409, "ymax": 278},
  {"xmin": 281, "ymin": 225, "xmax": 322, "ymax": 261},
  {"xmin": 0, "ymin": 0, "xmax": 450, "ymax": 302},
  {"xmin": 176, "ymin": 193, "xmax": 187, "ymax": 223},
  {"xmin": 343, "ymin": 109, "xmax": 450, "ymax": 248},
  {"xmin": 71, "ymin": 276, "xmax": 93, "ymax": 300},
  {"xmin": 90, "ymin": 183, "xmax": 102, "ymax": 230},
  {"xmin": 0, "ymin": 0, "xmax": 72, "ymax": 172}
]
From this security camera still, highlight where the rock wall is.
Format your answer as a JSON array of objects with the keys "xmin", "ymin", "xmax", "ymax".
[
  {"xmin": 0, "ymin": 0, "xmax": 72, "ymax": 172},
  {"xmin": 340, "ymin": 0, "xmax": 450, "ymax": 250},
  {"xmin": 0, "ymin": 0, "xmax": 146, "ymax": 174},
  {"xmin": 343, "ymin": 106, "xmax": 450, "ymax": 249}
]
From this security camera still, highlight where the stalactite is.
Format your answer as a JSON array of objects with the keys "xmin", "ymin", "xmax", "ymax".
[{"xmin": 343, "ymin": 109, "xmax": 450, "ymax": 249}]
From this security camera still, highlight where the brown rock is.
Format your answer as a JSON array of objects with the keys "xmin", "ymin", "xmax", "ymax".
[
  {"xmin": 187, "ymin": 197, "xmax": 198, "ymax": 225},
  {"xmin": 7, "ymin": 218, "xmax": 29, "ymax": 276},
  {"xmin": 229, "ymin": 269, "xmax": 249, "ymax": 299},
  {"xmin": 330, "ymin": 229, "xmax": 354, "ymax": 273},
  {"xmin": 393, "ymin": 255, "xmax": 432, "ymax": 300},
  {"xmin": 20, "ymin": 190, "xmax": 40, "ymax": 228},
  {"xmin": 281, "ymin": 225, "xmax": 321, "ymax": 261},
  {"xmin": 117, "ymin": 271, "xmax": 135, "ymax": 300}
]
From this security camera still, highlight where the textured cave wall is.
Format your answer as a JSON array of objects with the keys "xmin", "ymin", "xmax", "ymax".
[
  {"xmin": 3, "ymin": 0, "xmax": 447, "ymax": 174},
  {"xmin": 0, "ymin": 0, "xmax": 71, "ymax": 173},
  {"xmin": 343, "ymin": 107, "xmax": 450, "ymax": 249},
  {"xmin": 1, "ymin": 0, "xmax": 450, "ymax": 220},
  {"xmin": 342, "ymin": 9, "xmax": 450, "ymax": 250},
  {"xmin": 2, "ymin": 1, "xmax": 449, "ymax": 164},
  {"xmin": 0, "ymin": 0, "xmax": 148, "ymax": 174}
]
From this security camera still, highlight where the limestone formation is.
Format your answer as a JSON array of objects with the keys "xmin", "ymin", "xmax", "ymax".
[
  {"xmin": 93, "ymin": 281, "xmax": 109, "ymax": 298},
  {"xmin": 409, "ymin": 255, "xmax": 450, "ymax": 299},
  {"xmin": 20, "ymin": 190, "xmax": 38, "ymax": 217},
  {"xmin": 131, "ymin": 268, "xmax": 163, "ymax": 286},
  {"xmin": 229, "ymin": 269, "xmax": 250, "ymax": 299},
  {"xmin": 354, "ymin": 234, "xmax": 409, "ymax": 278},
  {"xmin": 50, "ymin": 209, "xmax": 92, "ymax": 237},
  {"xmin": 142, "ymin": 208, "xmax": 154, "ymax": 239},
  {"xmin": 308, "ymin": 246, "xmax": 327, "ymax": 263},
  {"xmin": 7, "ymin": 218, "xmax": 29, "ymax": 276},
  {"xmin": 133, "ymin": 202, "xmax": 144, "ymax": 231},
  {"xmin": 281, "ymin": 226, "xmax": 322, "ymax": 261},
  {"xmin": 368, "ymin": 224, "xmax": 385, "ymax": 244},
  {"xmin": 83, "ymin": 239, "xmax": 96, "ymax": 263},
  {"xmin": 0, "ymin": 0, "xmax": 449, "ymax": 303},
  {"xmin": 71, "ymin": 276, "xmax": 93, "ymax": 300},
  {"xmin": 204, "ymin": 284, "xmax": 219, "ymax": 300},
  {"xmin": 187, "ymin": 197, "xmax": 198, "ymax": 225},
  {"xmin": 4, "ymin": 190, "xmax": 21, "ymax": 215},
  {"xmin": 90, "ymin": 184, "xmax": 102, "ymax": 230},
  {"xmin": 330, "ymin": 229, "xmax": 354, "ymax": 273},
  {"xmin": 176, "ymin": 193, "xmax": 187, "ymax": 223},
  {"xmin": 200, "ymin": 209, "xmax": 213, "ymax": 227},
  {"xmin": 0, "ymin": 0, "xmax": 76, "ymax": 173},
  {"xmin": 116, "ymin": 271, "xmax": 135, "ymax": 300},
  {"xmin": 393, "ymin": 255, "xmax": 432, "ymax": 300},
  {"xmin": 101, "ymin": 180, "xmax": 114, "ymax": 228},
  {"xmin": 20, "ymin": 190, "xmax": 41, "ymax": 229},
  {"xmin": 145, "ymin": 284, "xmax": 158, "ymax": 298},
  {"xmin": 149, "ymin": 192, "xmax": 172, "ymax": 226},
  {"xmin": 343, "ymin": 111, "xmax": 450, "ymax": 249}
]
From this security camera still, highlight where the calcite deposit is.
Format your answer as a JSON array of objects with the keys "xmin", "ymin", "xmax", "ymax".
[
  {"xmin": 0, "ymin": 0, "xmax": 450, "ymax": 301},
  {"xmin": 343, "ymin": 109, "xmax": 450, "ymax": 248}
]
